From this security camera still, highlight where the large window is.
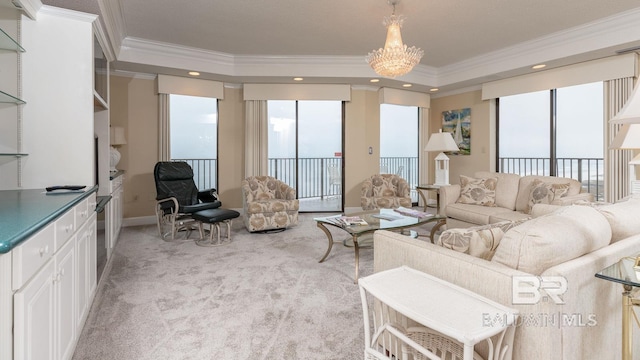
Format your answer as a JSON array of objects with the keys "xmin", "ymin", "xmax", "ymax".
[
  {"xmin": 380, "ymin": 104, "xmax": 419, "ymax": 203},
  {"xmin": 498, "ymin": 82, "xmax": 604, "ymax": 199},
  {"xmin": 169, "ymin": 94, "xmax": 218, "ymax": 189},
  {"xmin": 268, "ymin": 100, "xmax": 343, "ymax": 212}
]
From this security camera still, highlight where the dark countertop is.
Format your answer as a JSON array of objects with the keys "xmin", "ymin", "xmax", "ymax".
[{"xmin": 0, "ymin": 186, "xmax": 98, "ymax": 254}]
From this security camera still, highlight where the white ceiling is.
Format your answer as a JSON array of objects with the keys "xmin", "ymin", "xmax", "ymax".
[{"xmin": 37, "ymin": 0, "xmax": 640, "ymax": 94}]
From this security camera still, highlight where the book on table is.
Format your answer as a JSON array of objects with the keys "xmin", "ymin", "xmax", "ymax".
[{"xmin": 393, "ymin": 206, "xmax": 434, "ymax": 219}]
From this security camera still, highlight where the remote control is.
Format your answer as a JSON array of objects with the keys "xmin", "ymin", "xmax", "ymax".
[{"xmin": 46, "ymin": 185, "xmax": 87, "ymax": 192}]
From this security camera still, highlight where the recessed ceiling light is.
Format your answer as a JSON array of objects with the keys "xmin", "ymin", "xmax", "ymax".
[
  {"xmin": 402, "ymin": 84, "xmax": 412, "ymax": 88},
  {"xmin": 430, "ymin": 88, "xmax": 439, "ymax": 92},
  {"xmin": 532, "ymin": 64, "xmax": 546, "ymax": 70},
  {"xmin": 293, "ymin": 77, "xmax": 304, "ymax": 81},
  {"xmin": 188, "ymin": 71, "xmax": 200, "ymax": 76},
  {"xmin": 370, "ymin": 79, "xmax": 380, "ymax": 83}
]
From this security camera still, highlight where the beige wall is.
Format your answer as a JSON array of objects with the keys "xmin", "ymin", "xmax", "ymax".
[
  {"xmin": 428, "ymin": 90, "xmax": 494, "ymax": 184},
  {"xmin": 110, "ymin": 75, "xmax": 158, "ymax": 218},
  {"xmin": 111, "ymin": 75, "xmax": 493, "ymax": 219}
]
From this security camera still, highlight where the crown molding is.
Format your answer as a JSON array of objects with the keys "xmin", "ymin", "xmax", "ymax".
[
  {"xmin": 98, "ymin": 0, "xmax": 125, "ymax": 58},
  {"xmin": 14, "ymin": 0, "xmax": 40, "ymax": 20},
  {"xmin": 437, "ymin": 7, "xmax": 640, "ymax": 87},
  {"xmin": 39, "ymin": 4, "xmax": 96, "ymax": 22},
  {"xmin": 109, "ymin": 7, "xmax": 640, "ymax": 92},
  {"xmin": 111, "ymin": 69, "xmax": 156, "ymax": 80}
]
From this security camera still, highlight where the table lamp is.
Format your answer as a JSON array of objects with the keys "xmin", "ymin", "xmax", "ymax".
[
  {"xmin": 610, "ymin": 123, "xmax": 640, "ymax": 194},
  {"xmin": 424, "ymin": 130, "xmax": 459, "ymax": 186},
  {"xmin": 110, "ymin": 126, "xmax": 127, "ymax": 172}
]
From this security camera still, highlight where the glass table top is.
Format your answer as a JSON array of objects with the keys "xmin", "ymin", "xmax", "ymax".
[
  {"xmin": 314, "ymin": 208, "xmax": 441, "ymax": 236},
  {"xmin": 595, "ymin": 256, "xmax": 640, "ymax": 288}
]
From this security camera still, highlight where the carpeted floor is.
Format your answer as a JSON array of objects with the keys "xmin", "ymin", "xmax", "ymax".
[{"xmin": 72, "ymin": 214, "xmax": 398, "ymax": 360}]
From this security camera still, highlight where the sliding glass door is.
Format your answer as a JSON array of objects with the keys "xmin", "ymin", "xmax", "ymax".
[{"xmin": 268, "ymin": 100, "xmax": 343, "ymax": 212}]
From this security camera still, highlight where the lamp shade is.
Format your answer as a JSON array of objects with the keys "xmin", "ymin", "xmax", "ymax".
[
  {"xmin": 609, "ymin": 124, "xmax": 640, "ymax": 149},
  {"xmin": 424, "ymin": 130, "xmax": 459, "ymax": 152},
  {"xmin": 611, "ymin": 82, "xmax": 640, "ymax": 124},
  {"xmin": 110, "ymin": 126, "xmax": 127, "ymax": 146}
]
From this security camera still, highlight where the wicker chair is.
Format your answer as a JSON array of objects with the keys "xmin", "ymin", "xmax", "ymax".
[
  {"xmin": 361, "ymin": 174, "xmax": 412, "ymax": 210},
  {"xmin": 241, "ymin": 175, "xmax": 299, "ymax": 232}
]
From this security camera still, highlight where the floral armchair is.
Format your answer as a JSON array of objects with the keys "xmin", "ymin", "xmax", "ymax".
[
  {"xmin": 241, "ymin": 176, "xmax": 299, "ymax": 232},
  {"xmin": 361, "ymin": 174, "xmax": 412, "ymax": 210}
]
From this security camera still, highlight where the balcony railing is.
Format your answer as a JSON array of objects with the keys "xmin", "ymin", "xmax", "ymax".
[
  {"xmin": 269, "ymin": 157, "xmax": 420, "ymax": 202},
  {"xmin": 499, "ymin": 157, "xmax": 604, "ymax": 201}
]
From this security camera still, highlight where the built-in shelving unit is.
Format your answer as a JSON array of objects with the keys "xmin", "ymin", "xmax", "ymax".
[
  {"xmin": 0, "ymin": 89, "xmax": 25, "ymax": 104},
  {"xmin": 0, "ymin": 27, "xmax": 25, "ymax": 105},
  {"xmin": 0, "ymin": 27, "xmax": 24, "ymax": 52}
]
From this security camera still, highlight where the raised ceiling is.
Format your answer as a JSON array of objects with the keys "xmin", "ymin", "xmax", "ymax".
[{"xmin": 40, "ymin": 0, "xmax": 640, "ymax": 94}]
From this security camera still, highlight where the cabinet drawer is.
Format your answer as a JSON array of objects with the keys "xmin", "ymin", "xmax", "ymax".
[
  {"xmin": 75, "ymin": 198, "xmax": 90, "ymax": 230},
  {"xmin": 54, "ymin": 209, "xmax": 75, "ymax": 252},
  {"xmin": 12, "ymin": 222, "xmax": 55, "ymax": 290}
]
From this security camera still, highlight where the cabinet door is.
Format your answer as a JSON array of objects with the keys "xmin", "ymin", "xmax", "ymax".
[
  {"xmin": 76, "ymin": 223, "xmax": 88, "ymax": 333},
  {"xmin": 76, "ymin": 213, "xmax": 97, "ymax": 332},
  {"xmin": 14, "ymin": 261, "xmax": 55, "ymax": 360},
  {"xmin": 56, "ymin": 237, "xmax": 76, "ymax": 360}
]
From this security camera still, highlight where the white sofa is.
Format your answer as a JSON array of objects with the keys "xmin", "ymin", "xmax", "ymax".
[
  {"xmin": 373, "ymin": 196, "xmax": 640, "ymax": 360},
  {"xmin": 439, "ymin": 171, "xmax": 594, "ymax": 229}
]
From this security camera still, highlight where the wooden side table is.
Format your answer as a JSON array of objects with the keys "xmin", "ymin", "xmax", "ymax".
[
  {"xmin": 416, "ymin": 184, "xmax": 441, "ymax": 213},
  {"xmin": 359, "ymin": 266, "xmax": 518, "ymax": 360}
]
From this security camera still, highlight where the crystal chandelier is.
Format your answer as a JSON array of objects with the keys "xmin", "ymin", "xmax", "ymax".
[{"xmin": 366, "ymin": 0, "xmax": 424, "ymax": 78}]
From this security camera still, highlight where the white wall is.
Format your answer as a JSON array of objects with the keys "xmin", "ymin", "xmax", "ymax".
[{"xmin": 20, "ymin": 7, "xmax": 95, "ymax": 189}]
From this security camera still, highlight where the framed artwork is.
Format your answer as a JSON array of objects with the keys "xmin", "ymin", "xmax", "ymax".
[{"xmin": 442, "ymin": 108, "xmax": 471, "ymax": 155}]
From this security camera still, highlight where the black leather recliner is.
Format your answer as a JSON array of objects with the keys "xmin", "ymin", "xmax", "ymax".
[{"xmin": 154, "ymin": 161, "xmax": 222, "ymax": 240}]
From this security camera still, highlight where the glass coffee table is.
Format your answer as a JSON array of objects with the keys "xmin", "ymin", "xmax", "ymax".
[
  {"xmin": 315, "ymin": 209, "xmax": 445, "ymax": 282},
  {"xmin": 595, "ymin": 256, "xmax": 640, "ymax": 360}
]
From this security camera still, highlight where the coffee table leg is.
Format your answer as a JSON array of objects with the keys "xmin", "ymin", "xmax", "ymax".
[
  {"xmin": 353, "ymin": 235, "xmax": 360, "ymax": 283},
  {"xmin": 429, "ymin": 219, "xmax": 446, "ymax": 243},
  {"xmin": 417, "ymin": 188, "xmax": 429, "ymax": 212},
  {"xmin": 316, "ymin": 222, "xmax": 335, "ymax": 263}
]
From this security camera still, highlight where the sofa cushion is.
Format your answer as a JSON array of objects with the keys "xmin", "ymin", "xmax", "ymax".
[
  {"xmin": 491, "ymin": 205, "xmax": 612, "ymax": 275},
  {"xmin": 525, "ymin": 179, "xmax": 571, "ymax": 214},
  {"xmin": 437, "ymin": 219, "xmax": 529, "ymax": 260},
  {"xmin": 456, "ymin": 175, "xmax": 498, "ymax": 207},
  {"xmin": 515, "ymin": 175, "xmax": 582, "ymax": 212},
  {"xmin": 446, "ymin": 203, "xmax": 513, "ymax": 225},
  {"xmin": 475, "ymin": 171, "xmax": 521, "ymax": 210},
  {"xmin": 488, "ymin": 211, "xmax": 531, "ymax": 224},
  {"xmin": 594, "ymin": 196, "xmax": 640, "ymax": 243}
]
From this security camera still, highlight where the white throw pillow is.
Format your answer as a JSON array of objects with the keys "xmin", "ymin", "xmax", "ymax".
[
  {"xmin": 492, "ymin": 205, "xmax": 612, "ymax": 275},
  {"xmin": 595, "ymin": 197, "xmax": 640, "ymax": 242}
]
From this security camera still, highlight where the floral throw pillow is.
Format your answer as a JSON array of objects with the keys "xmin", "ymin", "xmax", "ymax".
[
  {"xmin": 438, "ymin": 227, "xmax": 503, "ymax": 260},
  {"xmin": 526, "ymin": 179, "xmax": 570, "ymax": 214},
  {"xmin": 456, "ymin": 175, "xmax": 498, "ymax": 207}
]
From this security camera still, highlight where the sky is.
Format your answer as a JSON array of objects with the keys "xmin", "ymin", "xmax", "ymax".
[
  {"xmin": 168, "ymin": 82, "xmax": 604, "ymax": 162},
  {"xmin": 499, "ymin": 81, "xmax": 604, "ymax": 159}
]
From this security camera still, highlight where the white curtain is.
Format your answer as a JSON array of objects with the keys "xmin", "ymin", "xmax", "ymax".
[
  {"xmin": 604, "ymin": 77, "xmax": 635, "ymax": 202},
  {"xmin": 244, "ymin": 100, "xmax": 268, "ymax": 177},
  {"xmin": 158, "ymin": 94, "xmax": 170, "ymax": 161}
]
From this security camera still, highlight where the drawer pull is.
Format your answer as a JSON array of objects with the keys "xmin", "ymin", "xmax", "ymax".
[
  {"xmin": 38, "ymin": 246, "xmax": 49, "ymax": 257},
  {"xmin": 65, "ymin": 224, "xmax": 74, "ymax": 233}
]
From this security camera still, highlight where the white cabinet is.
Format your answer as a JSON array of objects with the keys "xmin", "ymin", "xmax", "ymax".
[
  {"xmin": 108, "ymin": 174, "xmax": 124, "ymax": 251},
  {"xmin": 12, "ymin": 194, "xmax": 96, "ymax": 360},
  {"xmin": 13, "ymin": 260, "xmax": 55, "ymax": 360},
  {"xmin": 55, "ymin": 237, "xmax": 76, "ymax": 360},
  {"xmin": 76, "ymin": 213, "xmax": 97, "ymax": 333}
]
